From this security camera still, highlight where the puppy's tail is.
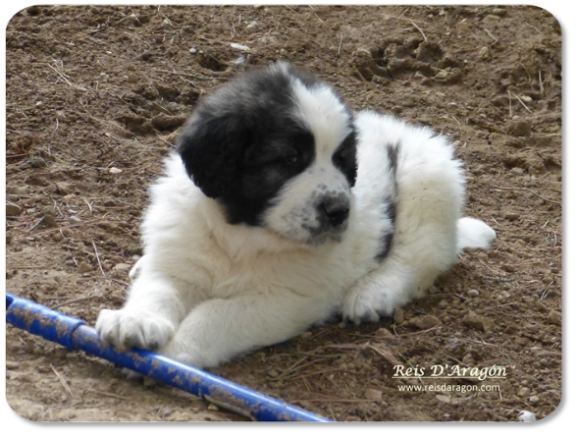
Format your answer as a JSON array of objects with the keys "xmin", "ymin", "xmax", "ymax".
[{"xmin": 457, "ymin": 217, "xmax": 496, "ymax": 252}]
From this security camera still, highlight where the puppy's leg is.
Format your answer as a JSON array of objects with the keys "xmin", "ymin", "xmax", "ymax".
[
  {"xmin": 158, "ymin": 293, "xmax": 329, "ymax": 368},
  {"xmin": 343, "ymin": 163, "xmax": 463, "ymax": 324},
  {"xmin": 96, "ymin": 272, "xmax": 196, "ymax": 351}
]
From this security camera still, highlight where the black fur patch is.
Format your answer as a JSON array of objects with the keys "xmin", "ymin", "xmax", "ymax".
[
  {"xmin": 176, "ymin": 63, "xmax": 356, "ymax": 227},
  {"xmin": 375, "ymin": 200, "xmax": 396, "ymax": 262},
  {"xmin": 375, "ymin": 142, "xmax": 400, "ymax": 262}
]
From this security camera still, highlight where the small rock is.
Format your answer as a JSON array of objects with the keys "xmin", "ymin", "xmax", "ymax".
[
  {"xmin": 479, "ymin": 46, "xmax": 489, "ymax": 58},
  {"xmin": 521, "ymin": 95, "xmax": 533, "ymax": 104},
  {"xmin": 364, "ymin": 388, "xmax": 382, "ymax": 401},
  {"xmin": 53, "ymin": 232, "xmax": 64, "ymax": 242},
  {"xmin": 467, "ymin": 289, "xmax": 480, "ymax": 297},
  {"xmin": 518, "ymin": 410, "xmax": 536, "ymax": 422},
  {"xmin": 230, "ymin": 43, "xmax": 251, "ymax": 52},
  {"xmin": 492, "ymin": 8, "xmax": 508, "ymax": 17},
  {"xmin": 375, "ymin": 327, "xmax": 393, "ymax": 338},
  {"xmin": 55, "ymin": 183, "xmax": 72, "ymax": 195},
  {"xmin": 411, "ymin": 315, "xmax": 442, "ymax": 330},
  {"xmin": 109, "ymin": 167, "xmax": 123, "ymax": 174},
  {"xmin": 207, "ymin": 403, "xmax": 219, "ymax": 411},
  {"xmin": 113, "ymin": 263, "xmax": 131, "ymax": 271},
  {"xmin": 151, "ymin": 114, "xmax": 187, "ymax": 130},
  {"xmin": 462, "ymin": 352, "xmax": 475, "ymax": 366},
  {"xmin": 393, "ymin": 308, "xmax": 404, "ymax": 325},
  {"xmin": 267, "ymin": 369, "xmax": 279, "ymax": 378},
  {"xmin": 510, "ymin": 167, "xmax": 524, "ymax": 176},
  {"xmin": 463, "ymin": 310, "xmax": 493, "ymax": 332},
  {"xmin": 504, "ymin": 138, "xmax": 525, "ymax": 149},
  {"xmin": 43, "ymin": 214, "xmax": 57, "ymax": 227},
  {"xmin": 77, "ymin": 261, "xmax": 93, "ymax": 274},
  {"xmin": 69, "ymin": 216, "xmax": 82, "ymax": 223},
  {"xmin": 189, "ymin": 47, "xmax": 197, "ymax": 54},
  {"xmin": 505, "ymin": 213, "xmax": 520, "ymax": 221},
  {"xmin": 528, "ymin": 396, "xmax": 540, "ymax": 405},
  {"xmin": 6, "ymin": 203, "xmax": 22, "ymax": 216},
  {"xmin": 518, "ymin": 387, "xmax": 531, "ymax": 397},
  {"xmin": 438, "ymin": 299, "xmax": 449, "ymax": 309},
  {"xmin": 506, "ymin": 120, "xmax": 532, "ymax": 137},
  {"xmin": 547, "ymin": 310, "xmax": 562, "ymax": 325}
]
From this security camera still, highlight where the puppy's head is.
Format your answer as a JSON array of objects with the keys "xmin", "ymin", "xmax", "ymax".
[{"xmin": 177, "ymin": 62, "xmax": 357, "ymax": 245}]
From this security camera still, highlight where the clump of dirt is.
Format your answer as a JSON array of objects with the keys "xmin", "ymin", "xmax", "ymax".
[{"xmin": 6, "ymin": 5, "xmax": 561, "ymax": 422}]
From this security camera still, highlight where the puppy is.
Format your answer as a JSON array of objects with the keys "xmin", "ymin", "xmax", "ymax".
[{"xmin": 96, "ymin": 62, "xmax": 495, "ymax": 368}]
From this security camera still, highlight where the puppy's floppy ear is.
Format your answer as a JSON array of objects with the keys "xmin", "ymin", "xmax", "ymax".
[{"xmin": 176, "ymin": 111, "xmax": 250, "ymax": 199}]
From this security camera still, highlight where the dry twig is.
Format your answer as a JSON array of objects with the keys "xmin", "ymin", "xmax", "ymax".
[{"xmin": 50, "ymin": 363, "xmax": 74, "ymax": 398}]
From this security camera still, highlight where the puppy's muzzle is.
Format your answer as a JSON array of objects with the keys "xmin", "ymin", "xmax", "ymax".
[{"xmin": 317, "ymin": 195, "xmax": 350, "ymax": 227}]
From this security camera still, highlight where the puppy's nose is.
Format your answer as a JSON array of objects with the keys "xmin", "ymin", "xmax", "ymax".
[{"xmin": 319, "ymin": 196, "xmax": 350, "ymax": 227}]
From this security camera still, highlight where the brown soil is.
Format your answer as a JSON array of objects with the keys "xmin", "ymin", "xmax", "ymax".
[{"xmin": 5, "ymin": 5, "xmax": 562, "ymax": 422}]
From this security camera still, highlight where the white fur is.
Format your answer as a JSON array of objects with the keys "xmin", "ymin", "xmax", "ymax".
[{"xmin": 96, "ymin": 94, "xmax": 495, "ymax": 369}]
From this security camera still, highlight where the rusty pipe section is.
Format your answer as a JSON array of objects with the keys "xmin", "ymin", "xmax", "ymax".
[{"xmin": 6, "ymin": 292, "xmax": 331, "ymax": 422}]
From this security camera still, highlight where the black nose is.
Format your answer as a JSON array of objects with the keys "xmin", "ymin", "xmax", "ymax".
[{"xmin": 318, "ymin": 196, "xmax": 350, "ymax": 227}]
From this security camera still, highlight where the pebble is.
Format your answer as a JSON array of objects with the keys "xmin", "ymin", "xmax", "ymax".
[
  {"xmin": 393, "ymin": 308, "xmax": 404, "ymax": 325},
  {"xmin": 69, "ymin": 216, "xmax": 82, "ymax": 223},
  {"xmin": 411, "ymin": 315, "xmax": 442, "ymax": 330},
  {"xmin": 267, "ymin": 369, "xmax": 279, "ymax": 378},
  {"xmin": 479, "ymin": 46, "xmax": 489, "ymax": 57},
  {"xmin": 528, "ymin": 396, "xmax": 540, "ymax": 405},
  {"xmin": 467, "ymin": 289, "xmax": 480, "ymax": 297},
  {"xmin": 510, "ymin": 167, "xmax": 525, "ymax": 176},
  {"xmin": 6, "ymin": 203, "xmax": 22, "ymax": 216},
  {"xmin": 506, "ymin": 119, "xmax": 532, "ymax": 137},
  {"xmin": 518, "ymin": 387, "xmax": 531, "ymax": 397},
  {"xmin": 463, "ymin": 310, "xmax": 493, "ymax": 332},
  {"xmin": 189, "ymin": 47, "xmax": 198, "ymax": 54},
  {"xmin": 505, "ymin": 213, "xmax": 520, "ymax": 221},
  {"xmin": 230, "ymin": 43, "xmax": 251, "ymax": 52},
  {"xmin": 109, "ymin": 167, "xmax": 123, "ymax": 174},
  {"xmin": 547, "ymin": 310, "xmax": 562, "ymax": 325},
  {"xmin": 364, "ymin": 388, "xmax": 382, "ymax": 401},
  {"xmin": 521, "ymin": 95, "xmax": 533, "ymax": 103},
  {"xmin": 113, "ymin": 263, "xmax": 131, "ymax": 271},
  {"xmin": 77, "ymin": 261, "xmax": 93, "ymax": 274},
  {"xmin": 375, "ymin": 327, "xmax": 393, "ymax": 338},
  {"xmin": 518, "ymin": 410, "xmax": 536, "ymax": 422}
]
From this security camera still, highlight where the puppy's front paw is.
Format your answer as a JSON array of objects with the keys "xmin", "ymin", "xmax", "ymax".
[
  {"xmin": 341, "ymin": 285, "xmax": 382, "ymax": 325},
  {"xmin": 96, "ymin": 308, "xmax": 175, "ymax": 351}
]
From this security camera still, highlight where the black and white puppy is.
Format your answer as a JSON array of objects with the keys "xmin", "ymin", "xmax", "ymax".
[{"xmin": 96, "ymin": 62, "xmax": 496, "ymax": 368}]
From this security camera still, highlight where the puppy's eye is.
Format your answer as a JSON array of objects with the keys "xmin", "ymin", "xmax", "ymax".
[{"xmin": 285, "ymin": 154, "xmax": 299, "ymax": 164}]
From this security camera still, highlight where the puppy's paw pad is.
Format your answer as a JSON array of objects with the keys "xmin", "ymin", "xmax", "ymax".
[{"xmin": 96, "ymin": 309, "xmax": 175, "ymax": 351}]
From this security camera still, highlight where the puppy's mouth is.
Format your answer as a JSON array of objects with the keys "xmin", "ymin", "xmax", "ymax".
[{"xmin": 302, "ymin": 220, "xmax": 349, "ymax": 246}]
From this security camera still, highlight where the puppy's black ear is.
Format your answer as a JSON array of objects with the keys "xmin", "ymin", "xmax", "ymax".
[{"xmin": 176, "ymin": 111, "xmax": 250, "ymax": 199}]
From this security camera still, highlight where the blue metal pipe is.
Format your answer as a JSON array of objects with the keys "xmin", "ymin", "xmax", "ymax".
[{"xmin": 6, "ymin": 292, "xmax": 331, "ymax": 422}]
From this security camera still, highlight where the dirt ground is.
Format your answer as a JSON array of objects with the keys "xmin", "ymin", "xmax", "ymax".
[{"xmin": 5, "ymin": 5, "xmax": 562, "ymax": 422}]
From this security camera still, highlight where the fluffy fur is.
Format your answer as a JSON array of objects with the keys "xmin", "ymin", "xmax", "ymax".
[{"xmin": 96, "ymin": 62, "xmax": 496, "ymax": 369}]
